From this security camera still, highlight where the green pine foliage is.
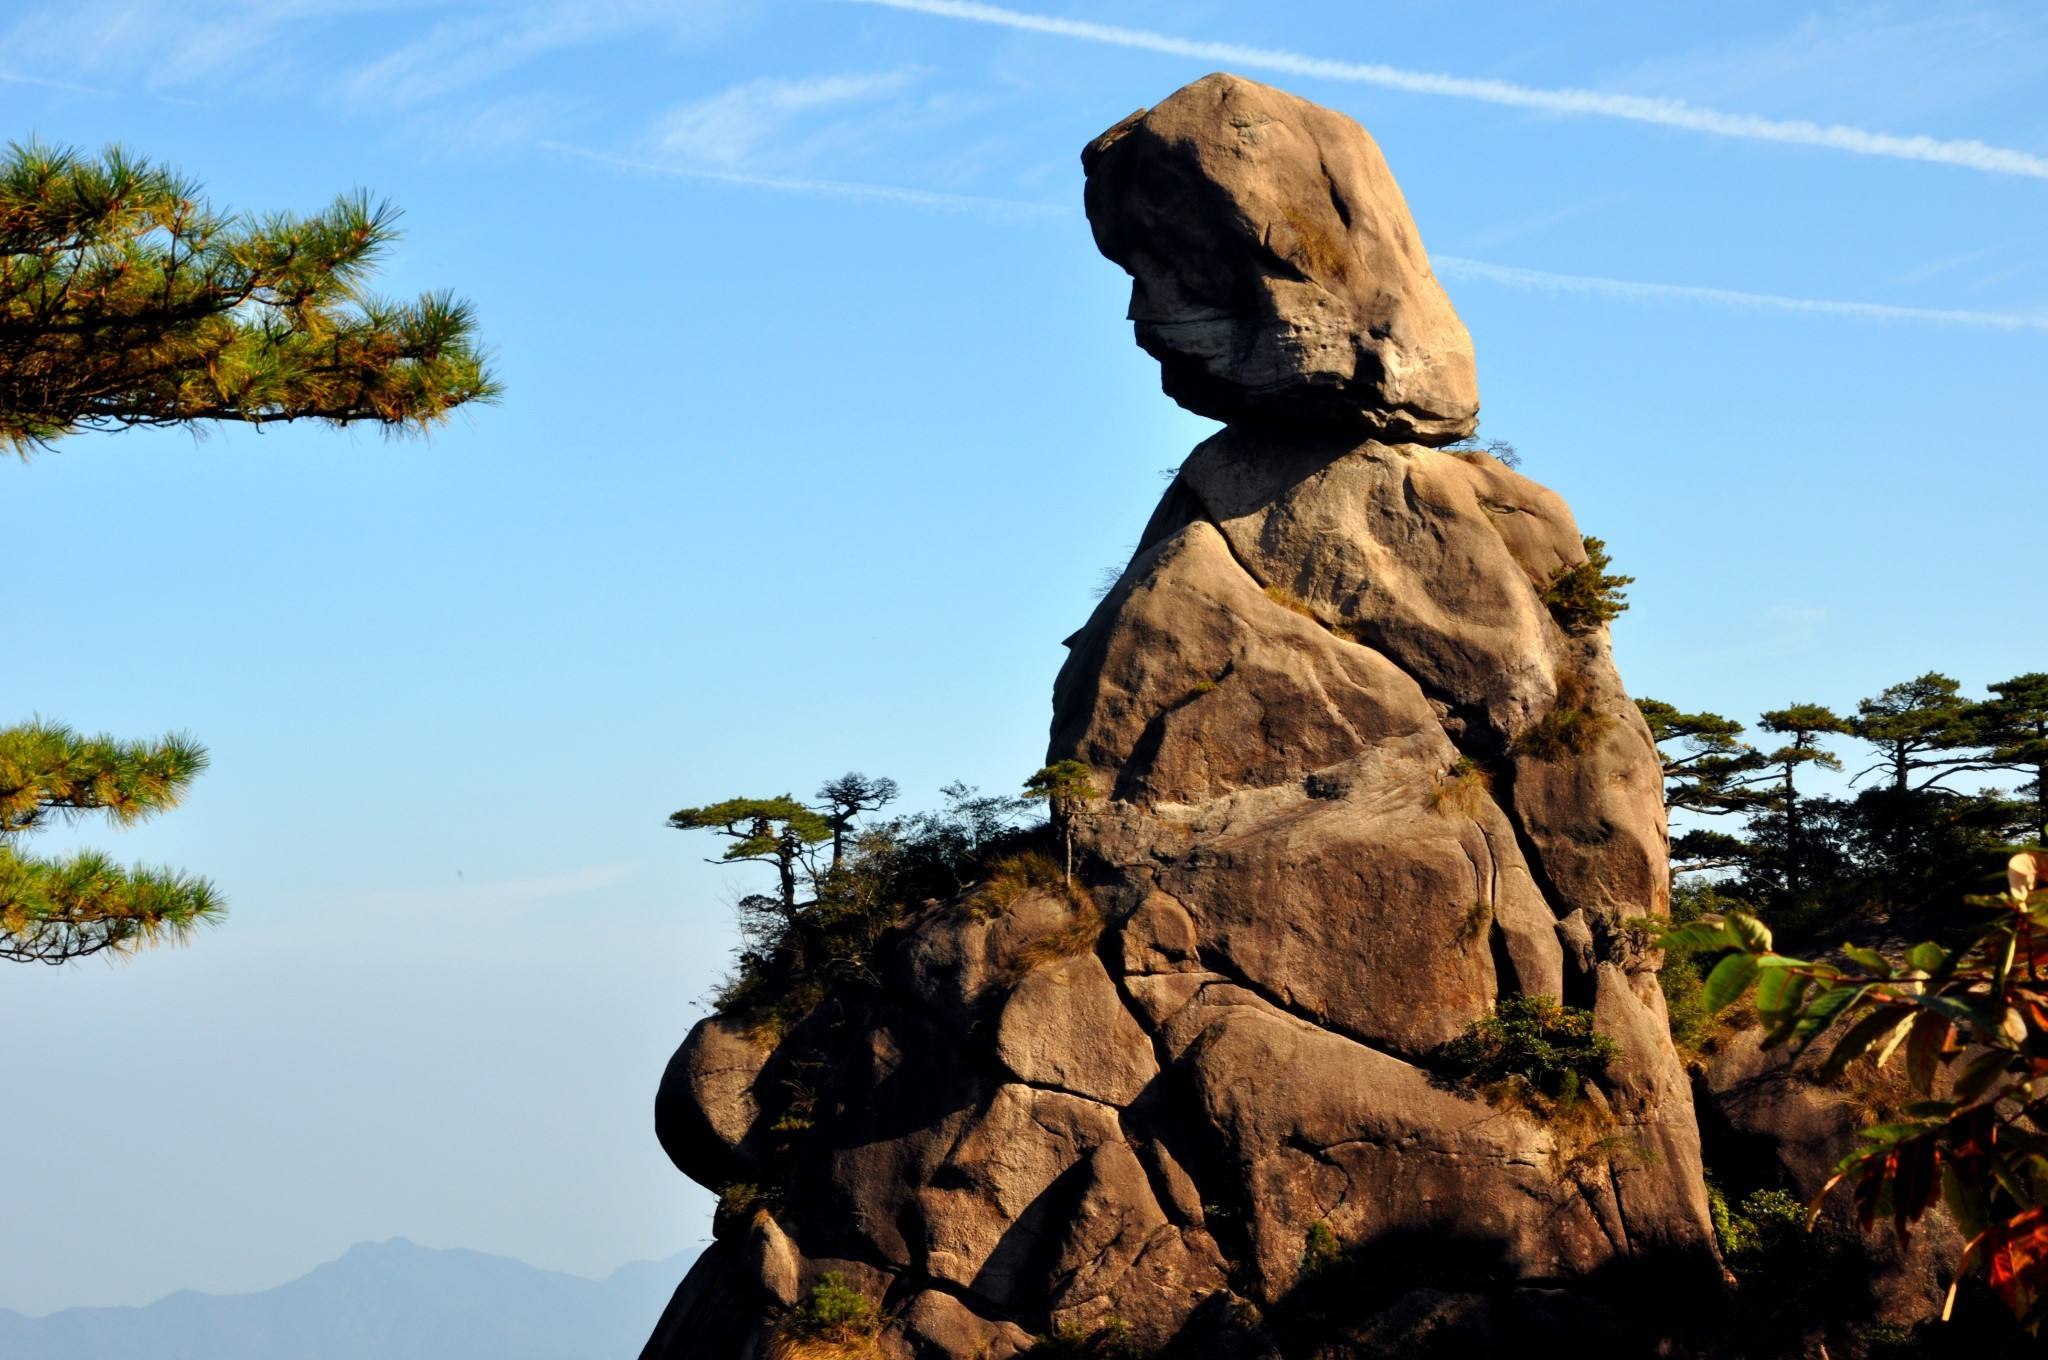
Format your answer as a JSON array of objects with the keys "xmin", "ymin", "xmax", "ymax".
[
  {"xmin": 779, "ymin": 1272, "xmax": 880, "ymax": 1350},
  {"xmin": 1, "ymin": 140, "xmax": 497, "ymax": 453},
  {"xmin": 671, "ymin": 778, "xmax": 1040, "ymax": 1032},
  {"xmin": 1026, "ymin": 1319, "xmax": 1144, "ymax": 1359},
  {"xmin": 1023, "ymin": 759, "xmax": 1101, "ymax": 888},
  {"xmin": 1540, "ymin": 535, "xmax": 1632, "ymax": 633},
  {"xmin": 1298, "ymin": 1220, "xmax": 1341, "ymax": 1278},
  {"xmin": 1433, "ymin": 994, "xmax": 1618, "ymax": 1103},
  {"xmin": 0, "ymin": 720, "xmax": 222, "ymax": 963}
]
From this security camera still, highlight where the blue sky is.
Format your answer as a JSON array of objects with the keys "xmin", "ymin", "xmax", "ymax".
[{"xmin": 3, "ymin": 0, "xmax": 2045, "ymax": 1317}]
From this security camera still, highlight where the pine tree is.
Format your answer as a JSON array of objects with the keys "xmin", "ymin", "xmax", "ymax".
[
  {"xmin": 3, "ymin": 144, "xmax": 496, "ymax": 964},
  {"xmin": 1753, "ymin": 704, "xmax": 1853, "ymax": 903},
  {"xmin": 1, "ymin": 141, "xmax": 497, "ymax": 452},
  {"xmin": 1023, "ymin": 760, "xmax": 1100, "ymax": 888},
  {"xmin": 1849, "ymin": 672, "xmax": 1989, "ymax": 792},
  {"xmin": 1974, "ymin": 673, "xmax": 2048, "ymax": 840},
  {"xmin": 668, "ymin": 797, "xmax": 833, "ymax": 916},
  {"xmin": 814, "ymin": 773, "xmax": 899, "ymax": 872},
  {"xmin": 0, "ymin": 721, "xmax": 222, "ymax": 962}
]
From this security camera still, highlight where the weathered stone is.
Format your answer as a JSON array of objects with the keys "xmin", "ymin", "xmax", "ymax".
[
  {"xmin": 642, "ymin": 72, "xmax": 1725, "ymax": 1360},
  {"xmin": 1118, "ymin": 890, "xmax": 1201, "ymax": 974},
  {"xmin": 889, "ymin": 1290, "xmax": 1034, "ymax": 1359},
  {"xmin": 887, "ymin": 889, "xmax": 1083, "ymax": 1029},
  {"xmin": 1159, "ymin": 427, "xmax": 1583, "ymax": 748},
  {"xmin": 995, "ymin": 952, "xmax": 1159, "ymax": 1104},
  {"xmin": 920, "ymin": 1084, "xmax": 1125, "ymax": 1305},
  {"xmin": 654, "ymin": 1015, "xmax": 772, "ymax": 1189},
  {"xmin": 1085, "ymin": 73, "xmax": 1479, "ymax": 441},
  {"xmin": 742, "ymin": 1210, "xmax": 801, "ymax": 1308}
]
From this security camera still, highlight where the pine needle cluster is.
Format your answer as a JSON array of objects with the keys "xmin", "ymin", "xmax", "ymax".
[
  {"xmin": 0, "ymin": 141, "xmax": 498, "ymax": 453},
  {"xmin": 0, "ymin": 719, "xmax": 222, "ymax": 963}
]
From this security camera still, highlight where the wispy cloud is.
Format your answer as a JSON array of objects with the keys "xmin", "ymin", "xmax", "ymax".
[
  {"xmin": 525, "ymin": 151, "xmax": 2048, "ymax": 332},
  {"xmin": 1435, "ymin": 255, "xmax": 2048, "ymax": 332},
  {"xmin": 340, "ymin": 1, "xmax": 735, "ymax": 108},
  {"xmin": 541, "ymin": 141, "xmax": 1067, "ymax": 220},
  {"xmin": 0, "ymin": 70, "xmax": 120, "ymax": 97},
  {"xmin": 847, "ymin": 0, "xmax": 2048, "ymax": 181},
  {"xmin": 1889, "ymin": 247, "xmax": 1997, "ymax": 287},
  {"xmin": 651, "ymin": 70, "xmax": 921, "ymax": 166}
]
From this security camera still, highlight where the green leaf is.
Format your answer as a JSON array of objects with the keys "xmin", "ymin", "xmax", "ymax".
[
  {"xmin": 1793, "ymin": 984, "xmax": 1871, "ymax": 1045},
  {"xmin": 1818, "ymin": 1005, "xmax": 1911, "ymax": 1082},
  {"xmin": 1658, "ymin": 921, "xmax": 1733, "ymax": 953},
  {"xmin": 1703, "ymin": 952, "xmax": 1761, "ymax": 1012},
  {"xmin": 1841, "ymin": 944, "xmax": 1895, "ymax": 978},
  {"xmin": 1756, "ymin": 965, "xmax": 1798, "ymax": 1017},
  {"xmin": 1906, "ymin": 942, "xmax": 1947, "ymax": 975},
  {"xmin": 1725, "ymin": 912, "xmax": 1773, "ymax": 953}
]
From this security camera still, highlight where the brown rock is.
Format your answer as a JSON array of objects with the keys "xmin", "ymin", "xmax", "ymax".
[
  {"xmin": 654, "ymin": 1015, "xmax": 772, "ymax": 1188},
  {"xmin": 1084, "ymin": 73, "xmax": 1478, "ymax": 441},
  {"xmin": 995, "ymin": 952, "xmax": 1159, "ymax": 1104},
  {"xmin": 642, "ymin": 72, "xmax": 1720, "ymax": 1360}
]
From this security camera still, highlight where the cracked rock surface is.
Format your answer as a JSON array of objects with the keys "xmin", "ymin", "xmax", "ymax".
[{"xmin": 641, "ymin": 72, "xmax": 1718, "ymax": 1360}]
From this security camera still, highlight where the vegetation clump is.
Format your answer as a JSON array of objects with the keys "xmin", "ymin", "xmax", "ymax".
[
  {"xmin": 1429, "ymin": 756, "xmax": 1493, "ymax": 818},
  {"xmin": 1434, "ymin": 994, "xmax": 1618, "ymax": 1108},
  {"xmin": 774, "ymin": 1272, "xmax": 880, "ymax": 1356},
  {"xmin": 674, "ymin": 777, "xmax": 1037, "ymax": 1034},
  {"xmin": 1512, "ymin": 668, "xmax": 1613, "ymax": 761},
  {"xmin": 1263, "ymin": 583, "xmax": 1323, "ymax": 623},
  {"xmin": 1023, "ymin": 760, "xmax": 1101, "ymax": 889},
  {"xmin": 1447, "ymin": 437, "xmax": 1521, "ymax": 468},
  {"xmin": 1025, "ymin": 1318, "xmax": 1144, "ymax": 1358},
  {"xmin": 0, "ymin": 721, "xmax": 222, "ymax": 963},
  {"xmin": 0, "ymin": 141, "xmax": 497, "ymax": 454},
  {"xmin": 1670, "ymin": 885, "xmax": 2048, "ymax": 1334},
  {"xmin": 1540, "ymin": 535, "xmax": 1633, "ymax": 634},
  {"xmin": 1299, "ymin": 1220, "xmax": 1341, "ymax": 1278}
]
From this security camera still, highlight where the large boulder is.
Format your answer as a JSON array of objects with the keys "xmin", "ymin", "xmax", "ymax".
[
  {"xmin": 642, "ymin": 72, "xmax": 1721, "ymax": 1360},
  {"xmin": 1084, "ymin": 73, "xmax": 1479, "ymax": 442}
]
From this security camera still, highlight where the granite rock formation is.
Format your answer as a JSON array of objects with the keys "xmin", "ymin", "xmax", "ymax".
[
  {"xmin": 1084, "ymin": 74, "xmax": 1479, "ymax": 442},
  {"xmin": 641, "ymin": 72, "xmax": 1720, "ymax": 1360}
]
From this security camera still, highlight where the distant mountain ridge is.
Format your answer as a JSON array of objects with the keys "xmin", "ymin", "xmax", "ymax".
[{"xmin": 0, "ymin": 1237, "xmax": 695, "ymax": 1360}]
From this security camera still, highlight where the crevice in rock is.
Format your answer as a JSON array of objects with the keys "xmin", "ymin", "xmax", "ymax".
[
  {"xmin": 1171, "ymin": 475, "xmax": 1515, "ymax": 778},
  {"xmin": 1604, "ymin": 1162, "xmax": 1637, "ymax": 1256},
  {"xmin": 1185, "ymin": 932, "xmax": 1445, "ymax": 1073}
]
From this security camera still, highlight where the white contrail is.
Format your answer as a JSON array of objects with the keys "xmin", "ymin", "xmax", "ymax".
[
  {"xmin": 540, "ymin": 141, "xmax": 1067, "ymax": 219},
  {"xmin": 1435, "ymin": 255, "xmax": 2048, "ymax": 332},
  {"xmin": 544, "ymin": 146, "xmax": 2046, "ymax": 332},
  {"xmin": 847, "ymin": 0, "xmax": 2048, "ymax": 182}
]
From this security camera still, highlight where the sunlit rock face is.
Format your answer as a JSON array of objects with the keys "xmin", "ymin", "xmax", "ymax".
[
  {"xmin": 640, "ymin": 73, "xmax": 1721, "ymax": 1360},
  {"xmin": 1083, "ymin": 73, "xmax": 1480, "ymax": 443}
]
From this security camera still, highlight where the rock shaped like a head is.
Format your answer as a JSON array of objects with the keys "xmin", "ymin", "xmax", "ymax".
[{"xmin": 1083, "ymin": 72, "xmax": 1479, "ymax": 443}]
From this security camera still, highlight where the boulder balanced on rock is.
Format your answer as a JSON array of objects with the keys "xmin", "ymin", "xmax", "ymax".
[
  {"xmin": 641, "ymin": 72, "xmax": 1719, "ymax": 1360},
  {"xmin": 1084, "ymin": 74, "xmax": 1480, "ymax": 442}
]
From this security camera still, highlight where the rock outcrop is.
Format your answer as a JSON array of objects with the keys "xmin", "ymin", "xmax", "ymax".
[
  {"xmin": 1084, "ymin": 75, "xmax": 1479, "ymax": 442},
  {"xmin": 641, "ymin": 72, "xmax": 1719, "ymax": 1360}
]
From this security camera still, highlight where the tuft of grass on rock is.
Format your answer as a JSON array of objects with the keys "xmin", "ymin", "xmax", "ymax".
[
  {"xmin": 1512, "ymin": 668, "xmax": 1613, "ymax": 761},
  {"xmin": 1430, "ymin": 757, "xmax": 1494, "ymax": 818},
  {"xmin": 772, "ymin": 1273, "xmax": 881, "ymax": 1358}
]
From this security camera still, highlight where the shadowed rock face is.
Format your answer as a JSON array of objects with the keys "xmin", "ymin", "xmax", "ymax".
[
  {"xmin": 641, "ymin": 73, "xmax": 1719, "ymax": 1360},
  {"xmin": 1084, "ymin": 73, "xmax": 1480, "ymax": 443}
]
